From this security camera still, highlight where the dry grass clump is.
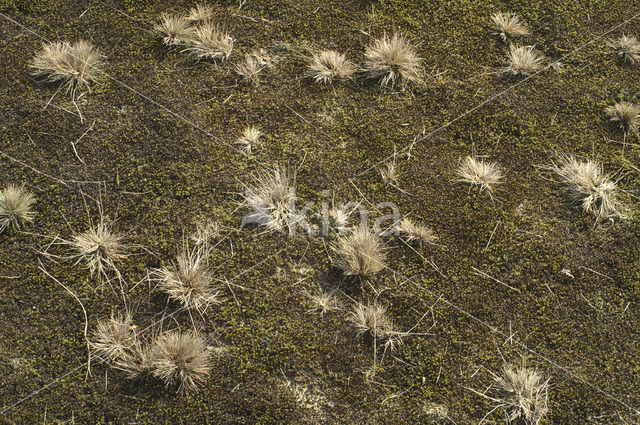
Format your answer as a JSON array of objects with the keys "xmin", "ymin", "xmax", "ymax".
[
  {"xmin": 235, "ymin": 126, "xmax": 263, "ymax": 155},
  {"xmin": 71, "ymin": 221, "xmax": 127, "ymax": 279},
  {"xmin": 304, "ymin": 287, "xmax": 341, "ymax": 316},
  {"xmin": 332, "ymin": 229, "xmax": 386, "ymax": 277},
  {"xmin": 349, "ymin": 302, "xmax": 401, "ymax": 349},
  {"xmin": 241, "ymin": 168, "xmax": 299, "ymax": 234},
  {"xmin": 152, "ymin": 241, "xmax": 219, "ymax": 313},
  {"xmin": 307, "ymin": 50, "xmax": 356, "ymax": 84},
  {"xmin": 363, "ymin": 33, "xmax": 423, "ymax": 87},
  {"xmin": 394, "ymin": 218, "xmax": 437, "ymax": 245},
  {"xmin": 491, "ymin": 364, "xmax": 549, "ymax": 425},
  {"xmin": 90, "ymin": 312, "xmax": 137, "ymax": 363},
  {"xmin": 0, "ymin": 184, "xmax": 36, "ymax": 232},
  {"xmin": 114, "ymin": 342, "xmax": 153, "ymax": 379},
  {"xmin": 235, "ymin": 54, "xmax": 263, "ymax": 84},
  {"xmin": 328, "ymin": 207, "xmax": 350, "ymax": 236},
  {"xmin": 456, "ymin": 156, "xmax": 504, "ymax": 196},
  {"xmin": 380, "ymin": 160, "xmax": 399, "ymax": 186},
  {"xmin": 187, "ymin": 4, "xmax": 213, "ymax": 23},
  {"xmin": 608, "ymin": 34, "xmax": 640, "ymax": 65},
  {"xmin": 183, "ymin": 21, "xmax": 234, "ymax": 61},
  {"xmin": 235, "ymin": 49, "xmax": 277, "ymax": 84},
  {"xmin": 491, "ymin": 13, "xmax": 529, "ymax": 41},
  {"xmin": 190, "ymin": 219, "xmax": 223, "ymax": 245},
  {"xmin": 155, "ymin": 13, "xmax": 194, "ymax": 46},
  {"xmin": 551, "ymin": 156, "xmax": 627, "ymax": 220},
  {"xmin": 502, "ymin": 44, "xmax": 545, "ymax": 76},
  {"xmin": 155, "ymin": 12, "xmax": 233, "ymax": 61},
  {"xmin": 150, "ymin": 331, "xmax": 211, "ymax": 394},
  {"xmin": 606, "ymin": 101, "xmax": 640, "ymax": 135},
  {"xmin": 30, "ymin": 40, "xmax": 101, "ymax": 96}
]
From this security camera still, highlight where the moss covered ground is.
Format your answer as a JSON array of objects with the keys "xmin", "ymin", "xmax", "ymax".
[{"xmin": 0, "ymin": 0, "xmax": 639, "ymax": 423}]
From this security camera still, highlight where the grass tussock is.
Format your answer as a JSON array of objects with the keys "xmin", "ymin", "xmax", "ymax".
[
  {"xmin": 551, "ymin": 156, "xmax": 627, "ymax": 220},
  {"xmin": 71, "ymin": 220, "xmax": 128, "ymax": 280},
  {"xmin": 31, "ymin": 40, "xmax": 101, "ymax": 96},
  {"xmin": 187, "ymin": 4, "xmax": 213, "ymax": 23},
  {"xmin": 304, "ymin": 287, "xmax": 341, "ymax": 316},
  {"xmin": 155, "ymin": 13, "xmax": 194, "ymax": 46},
  {"xmin": 90, "ymin": 312, "xmax": 138, "ymax": 363},
  {"xmin": 328, "ymin": 207, "xmax": 350, "ymax": 236},
  {"xmin": 156, "ymin": 12, "xmax": 233, "ymax": 61},
  {"xmin": 380, "ymin": 160, "xmax": 399, "ymax": 186},
  {"xmin": 152, "ymin": 240, "xmax": 220, "ymax": 313},
  {"xmin": 307, "ymin": 50, "xmax": 356, "ymax": 84},
  {"xmin": 150, "ymin": 331, "xmax": 211, "ymax": 394},
  {"xmin": 235, "ymin": 49, "xmax": 277, "ymax": 84},
  {"xmin": 349, "ymin": 302, "xmax": 401, "ymax": 349},
  {"xmin": 456, "ymin": 156, "xmax": 503, "ymax": 197},
  {"xmin": 491, "ymin": 13, "xmax": 529, "ymax": 41},
  {"xmin": 0, "ymin": 184, "xmax": 36, "ymax": 232},
  {"xmin": 235, "ymin": 54, "xmax": 263, "ymax": 84},
  {"xmin": 608, "ymin": 34, "xmax": 640, "ymax": 65},
  {"xmin": 332, "ymin": 229, "xmax": 386, "ymax": 277},
  {"xmin": 394, "ymin": 218, "xmax": 437, "ymax": 245},
  {"xmin": 363, "ymin": 33, "xmax": 423, "ymax": 87},
  {"xmin": 606, "ymin": 101, "xmax": 640, "ymax": 134},
  {"xmin": 502, "ymin": 44, "xmax": 545, "ymax": 76},
  {"xmin": 190, "ymin": 219, "xmax": 223, "ymax": 246},
  {"xmin": 241, "ymin": 168, "xmax": 299, "ymax": 234},
  {"xmin": 491, "ymin": 364, "xmax": 549, "ymax": 425},
  {"xmin": 183, "ymin": 21, "xmax": 234, "ymax": 61},
  {"xmin": 235, "ymin": 126, "xmax": 263, "ymax": 155}
]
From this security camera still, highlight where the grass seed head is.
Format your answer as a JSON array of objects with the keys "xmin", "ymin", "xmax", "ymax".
[
  {"xmin": 31, "ymin": 40, "xmax": 101, "ymax": 95},
  {"xmin": 332, "ymin": 229, "xmax": 386, "ymax": 277},
  {"xmin": 307, "ymin": 50, "xmax": 356, "ymax": 84},
  {"xmin": 0, "ymin": 184, "xmax": 36, "ymax": 232},
  {"xmin": 150, "ymin": 331, "xmax": 211, "ymax": 394},
  {"xmin": 380, "ymin": 161, "xmax": 399, "ymax": 186},
  {"xmin": 363, "ymin": 33, "xmax": 423, "ymax": 87}
]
